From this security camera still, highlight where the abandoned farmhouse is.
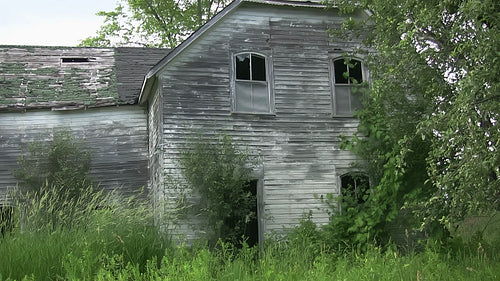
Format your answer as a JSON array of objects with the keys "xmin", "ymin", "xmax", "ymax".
[{"xmin": 1, "ymin": 0, "xmax": 371, "ymax": 243}]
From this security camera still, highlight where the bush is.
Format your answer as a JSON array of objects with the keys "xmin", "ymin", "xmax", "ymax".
[
  {"xmin": 179, "ymin": 134, "xmax": 257, "ymax": 246},
  {"xmin": 13, "ymin": 130, "xmax": 92, "ymax": 198}
]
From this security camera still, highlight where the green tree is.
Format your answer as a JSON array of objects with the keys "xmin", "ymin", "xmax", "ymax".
[
  {"xmin": 80, "ymin": 0, "xmax": 231, "ymax": 48},
  {"xmin": 330, "ymin": 0, "xmax": 500, "ymax": 238}
]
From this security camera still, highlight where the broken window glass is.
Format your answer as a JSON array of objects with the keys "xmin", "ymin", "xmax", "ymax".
[{"xmin": 234, "ymin": 53, "xmax": 270, "ymax": 113}]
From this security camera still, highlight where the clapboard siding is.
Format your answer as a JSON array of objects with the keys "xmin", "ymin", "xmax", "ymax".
[
  {"xmin": 148, "ymin": 2, "xmax": 366, "ymax": 242},
  {"xmin": 0, "ymin": 106, "xmax": 148, "ymax": 202},
  {"xmin": 147, "ymin": 83, "xmax": 164, "ymax": 217}
]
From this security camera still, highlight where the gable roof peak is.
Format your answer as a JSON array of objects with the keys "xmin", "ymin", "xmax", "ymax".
[{"xmin": 139, "ymin": 0, "xmax": 331, "ymax": 103}]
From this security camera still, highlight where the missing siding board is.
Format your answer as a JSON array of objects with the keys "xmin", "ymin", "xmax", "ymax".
[{"xmin": 61, "ymin": 57, "xmax": 95, "ymax": 63}]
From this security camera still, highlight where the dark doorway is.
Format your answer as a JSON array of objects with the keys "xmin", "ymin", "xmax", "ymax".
[
  {"xmin": 243, "ymin": 179, "xmax": 259, "ymax": 247},
  {"xmin": 340, "ymin": 172, "xmax": 370, "ymax": 204}
]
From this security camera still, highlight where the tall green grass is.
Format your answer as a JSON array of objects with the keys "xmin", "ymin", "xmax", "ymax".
[
  {"xmin": 0, "ymin": 186, "xmax": 170, "ymax": 281},
  {"xmin": 1, "ymin": 187, "xmax": 499, "ymax": 281},
  {"xmin": 60, "ymin": 236, "xmax": 498, "ymax": 281}
]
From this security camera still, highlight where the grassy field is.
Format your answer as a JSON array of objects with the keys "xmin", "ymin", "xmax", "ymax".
[{"xmin": 1, "ymin": 190, "xmax": 499, "ymax": 281}]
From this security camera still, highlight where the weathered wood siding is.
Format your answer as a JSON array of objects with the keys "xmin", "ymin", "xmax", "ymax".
[
  {"xmin": 147, "ymin": 82, "xmax": 164, "ymax": 218},
  {"xmin": 0, "ymin": 106, "xmax": 148, "ymax": 202},
  {"xmin": 153, "ymin": 3, "xmax": 365, "ymax": 241}
]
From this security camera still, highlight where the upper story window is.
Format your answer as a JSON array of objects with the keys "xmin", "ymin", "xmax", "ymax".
[
  {"xmin": 233, "ymin": 52, "xmax": 272, "ymax": 113},
  {"xmin": 331, "ymin": 58, "xmax": 366, "ymax": 116}
]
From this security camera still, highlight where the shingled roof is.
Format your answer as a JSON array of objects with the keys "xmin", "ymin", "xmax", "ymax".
[{"xmin": 0, "ymin": 46, "xmax": 170, "ymax": 111}]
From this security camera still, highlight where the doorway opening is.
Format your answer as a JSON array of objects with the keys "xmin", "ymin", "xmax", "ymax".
[{"xmin": 243, "ymin": 179, "xmax": 259, "ymax": 247}]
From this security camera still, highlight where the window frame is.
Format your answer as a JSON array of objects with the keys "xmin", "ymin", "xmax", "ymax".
[
  {"xmin": 329, "ymin": 56, "xmax": 368, "ymax": 117},
  {"xmin": 231, "ymin": 51, "xmax": 274, "ymax": 115}
]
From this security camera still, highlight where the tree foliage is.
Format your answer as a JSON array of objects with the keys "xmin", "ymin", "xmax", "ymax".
[
  {"xmin": 80, "ymin": 0, "xmax": 231, "ymax": 48},
  {"xmin": 331, "ymin": 0, "xmax": 500, "ymax": 237}
]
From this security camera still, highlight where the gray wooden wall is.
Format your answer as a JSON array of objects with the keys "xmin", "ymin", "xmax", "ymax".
[
  {"xmin": 0, "ymin": 106, "xmax": 148, "ymax": 202},
  {"xmin": 152, "ymin": 3, "xmax": 366, "ymax": 242}
]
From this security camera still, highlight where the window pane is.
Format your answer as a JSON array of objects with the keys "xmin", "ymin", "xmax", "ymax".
[
  {"xmin": 335, "ymin": 86, "xmax": 351, "ymax": 115},
  {"xmin": 235, "ymin": 81, "xmax": 253, "ymax": 112},
  {"xmin": 235, "ymin": 81, "xmax": 269, "ymax": 113},
  {"xmin": 349, "ymin": 60, "xmax": 363, "ymax": 83},
  {"xmin": 251, "ymin": 54, "xmax": 266, "ymax": 81},
  {"xmin": 251, "ymin": 82, "xmax": 269, "ymax": 112},
  {"xmin": 334, "ymin": 59, "xmax": 349, "ymax": 84},
  {"xmin": 236, "ymin": 54, "xmax": 250, "ymax": 80},
  {"xmin": 350, "ymin": 86, "xmax": 363, "ymax": 111}
]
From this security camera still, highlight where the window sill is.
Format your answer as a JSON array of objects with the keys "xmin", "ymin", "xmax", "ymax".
[
  {"xmin": 231, "ymin": 111, "xmax": 276, "ymax": 117},
  {"xmin": 331, "ymin": 114, "xmax": 359, "ymax": 119}
]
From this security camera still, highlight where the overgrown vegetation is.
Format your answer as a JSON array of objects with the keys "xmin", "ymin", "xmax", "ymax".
[
  {"xmin": 178, "ymin": 134, "xmax": 257, "ymax": 246},
  {"xmin": 13, "ymin": 130, "xmax": 93, "ymax": 198},
  {"xmin": 1, "ymin": 131, "xmax": 169, "ymax": 280},
  {"xmin": 1, "ymin": 131, "xmax": 499, "ymax": 280},
  {"xmin": 326, "ymin": 0, "xmax": 500, "ymax": 246},
  {"xmin": 1, "ymin": 213, "xmax": 499, "ymax": 280}
]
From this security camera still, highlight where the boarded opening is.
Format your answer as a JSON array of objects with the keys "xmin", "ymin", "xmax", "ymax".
[{"xmin": 243, "ymin": 179, "xmax": 259, "ymax": 247}]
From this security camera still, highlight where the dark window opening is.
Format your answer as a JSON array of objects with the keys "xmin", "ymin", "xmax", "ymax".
[
  {"xmin": 61, "ymin": 57, "xmax": 92, "ymax": 63},
  {"xmin": 340, "ymin": 173, "xmax": 370, "ymax": 204},
  {"xmin": 0, "ymin": 206, "xmax": 14, "ymax": 237}
]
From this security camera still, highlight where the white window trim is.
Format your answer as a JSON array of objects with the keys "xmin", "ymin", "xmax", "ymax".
[
  {"xmin": 230, "ymin": 51, "xmax": 275, "ymax": 115},
  {"xmin": 329, "ymin": 56, "xmax": 369, "ymax": 117}
]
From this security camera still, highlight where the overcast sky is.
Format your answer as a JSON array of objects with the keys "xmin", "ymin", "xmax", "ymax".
[{"xmin": 0, "ymin": 0, "xmax": 117, "ymax": 46}]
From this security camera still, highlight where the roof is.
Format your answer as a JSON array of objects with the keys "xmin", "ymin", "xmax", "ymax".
[
  {"xmin": 0, "ymin": 46, "xmax": 170, "ymax": 111},
  {"xmin": 138, "ymin": 0, "xmax": 330, "ymax": 104},
  {"xmin": 115, "ymin": 47, "xmax": 172, "ymax": 104}
]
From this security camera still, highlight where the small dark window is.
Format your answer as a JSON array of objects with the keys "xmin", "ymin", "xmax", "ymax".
[
  {"xmin": 62, "ymin": 57, "xmax": 92, "ymax": 63},
  {"xmin": 340, "ymin": 173, "xmax": 370, "ymax": 204}
]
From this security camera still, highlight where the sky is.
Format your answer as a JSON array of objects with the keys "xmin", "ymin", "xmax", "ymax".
[{"xmin": 0, "ymin": 0, "xmax": 118, "ymax": 47}]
